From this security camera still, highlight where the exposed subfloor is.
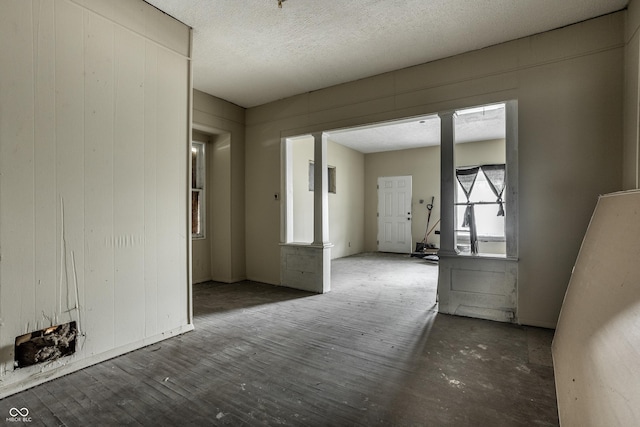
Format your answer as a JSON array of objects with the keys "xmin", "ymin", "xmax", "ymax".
[{"xmin": 0, "ymin": 253, "xmax": 558, "ymax": 426}]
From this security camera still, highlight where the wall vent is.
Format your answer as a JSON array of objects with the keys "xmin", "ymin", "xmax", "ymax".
[{"xmin": 14, "ymin": 321, "xmax": 77, "ymax": 369}]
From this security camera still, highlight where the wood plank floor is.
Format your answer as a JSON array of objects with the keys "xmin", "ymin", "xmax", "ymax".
[{"xmin": 0, "ymin": 253, "xmax": 558, "ymax": 426}]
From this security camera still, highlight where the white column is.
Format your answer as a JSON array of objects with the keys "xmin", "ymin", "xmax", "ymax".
[
  {"xmin": 280, "ymin": 132, "xmax": 331, "ymax": 294},
  {"xmin": 439, "ymin": 111, "xmax": 457, "ymax": 256},
  {"xmin": 312, "ymin": 132, "xmax": 330, "ymax": 246},
  {"xmin": 281, "ymin": 138, "xmax": 293, "ymax": 243},
  {"xmin": 505, "ymin": 100, "xmax": 519, "ymax": 258}
]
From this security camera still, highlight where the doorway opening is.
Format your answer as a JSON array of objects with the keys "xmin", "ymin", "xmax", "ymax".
[
  {"xmin": 281, "ymin": 100, "xmax": 516, "ymax": 322},
  {"xmin": 190, "ymin": 127, "xmax": 233, "ymax": 286},
  {"xmin": 281, "ymin": 115, "xmax": 441, "ymax": 297}
]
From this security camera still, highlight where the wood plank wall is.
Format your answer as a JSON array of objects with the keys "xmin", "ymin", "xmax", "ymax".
[{"xmin": 0, "ymin": 0, "xmax": 191, "ymax": 397}]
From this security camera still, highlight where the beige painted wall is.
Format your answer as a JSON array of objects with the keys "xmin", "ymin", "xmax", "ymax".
[
  {"xmin": 0, "ymin": 0, "xmax": 191, "ymax": 397},
  {"xmin": 365, "ymin": 146, "xmax": 441, "ymax": 251},
  {"xmin": 624, "ymin": 0, "xmax": 640, "ymax": 190},
  {"xmin": 291, "ymin": 137, "xmax": 314, "ymax": 242},
  {"xmin": 192, "ymin": 90, "xmax": 246, "ymax": 283},
  {"xmin": 328, "ymin": 139, "xmax": 366, "ymax": 258},
  {"xmin": 245, "ymin": 13, "xmax": 623, "ymax": 328},
  {"xmin": 291, "ymin": 136, "xmax": 365, "ymax": 258},
  {"xmin": 455, "ymin": 139, "xmax": 505, "ymax": 167}
]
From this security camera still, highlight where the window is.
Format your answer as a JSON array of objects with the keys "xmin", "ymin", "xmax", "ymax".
[
  {"xmin": 455, "ymin": 164, "xmax": 506, "ymax": 255},
  {"xmin": 191, "ymin": 141, "xmax": 205, "ymax": 239},
  {"xmin": 308, "ymin": 161, "xmax": 336, "ymax": 193}
]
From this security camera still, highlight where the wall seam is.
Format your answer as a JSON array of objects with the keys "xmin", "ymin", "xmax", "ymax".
[
  {"xmin": 111, "ymin": 15, "xmax": 116, "ymax": 349},
  {"xmin": 32, "ymin": 0, "xmax": 38, "ymax": 332}
]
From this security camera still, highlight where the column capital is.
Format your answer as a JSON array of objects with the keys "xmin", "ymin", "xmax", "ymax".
[{"xmin": 438, "ymin": 110, "xmax": 457, "ymax": 119}]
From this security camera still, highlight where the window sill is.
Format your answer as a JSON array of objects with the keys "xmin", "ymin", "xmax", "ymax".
[
  {"xmin": 438, "ymin": 251, "xmax": 518, "ymax": 262},
  {"xmin": 455, "ymin": 236, "xmax": 506, "ymax": 243}
]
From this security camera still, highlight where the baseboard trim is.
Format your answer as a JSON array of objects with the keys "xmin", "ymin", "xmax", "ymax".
[
  {"xmin": 0, "ymin": 323, "xmax": 195, "ymax": 400},
  {"xmin": 518, "ymin": 318, "xmax": 557, "ymax": 329}
]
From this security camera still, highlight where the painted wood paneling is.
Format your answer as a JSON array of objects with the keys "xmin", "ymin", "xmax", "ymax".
[
  {"xmin": 55, "ymin": 0, "xmax": 85, "ymax": 335},
  {"xmin": 143, "ymin": 2, "xmax": 191, "ymax": 58},
  {"xmin": 309, "ymin": 73, "xmax": 395, "ymax": 112},
  {"xmin": 1, "ymin": 1, "xmax": 37, "ymax": 357},
  {"xmin": 72, "ymin": 0, "xmax": 190, "ymax": 58},
  {"xmin": 192, "ymin": 90, "xmax": 245, "ymax": 125},
  {"xmin": 83, "ymin": 10, "xmax": 116, "ymax": 355},
  {"xmin": 51, "ymin": 0, "xmax": 81, "ymax": 340},
  {"xmin": 438, "ymin": 257, "xmax": 517, "ymax": 323},
  {"xmin": 280, "ymin": 244, "xmax": 331, "ymax": 293},
  {"xmin": 0, "ymin": 0, "xmax": 190, "ymax": 397},
  {"xmin": 144, "ymin": 41, "xmax": 159, "ymax": 337},
  {"xmin": 113, "ymin": 26, "xmax": 146, "ymax": 347},
  {"xmin": 155, "ymin": 47, "xmax": 189, "ymax": 332},
  {"xmin": 34, "ymin": 0, "xmax": 59, "ymax": 334}
]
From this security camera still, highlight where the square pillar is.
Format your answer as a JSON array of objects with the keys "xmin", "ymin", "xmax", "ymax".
[
  {"xmin": 312, "ymin": 132, "xmax": 330, "ymax": 246},
  {"xmin": 438, "ymin": 111, "xmax": 457, "ymax": 256}
]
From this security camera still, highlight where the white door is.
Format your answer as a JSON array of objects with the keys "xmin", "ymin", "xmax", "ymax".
[{"xmin": 377, "ymin": 176, "xmax": 412, "ymax": 253}]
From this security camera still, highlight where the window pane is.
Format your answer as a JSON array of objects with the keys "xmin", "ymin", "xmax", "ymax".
[
  {"xmin": 474, "ymin": 204, "xmax": 505, "ymax": 237},
  {"xmin": 192, "ymin": 142, "xmax": 205, "ymax": 190},
  {"xmin": 192, "ymin": 190, "xmax": 201, "ymax": 236},
  {"xmin": 468, "ymin": 174, "xmax": 493, "ymax": 203},
  {"xmin": 192, "ymin": 149, "xmax": 197, "ymax": 188}
]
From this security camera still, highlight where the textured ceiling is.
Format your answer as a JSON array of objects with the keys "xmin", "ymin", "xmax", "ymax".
[
  {"xmin": 145, "ymin": 0, "xmax": 627, "ymax": 108},
  {"xmin": 327, "ymin": 104, "xmax": 505, "ymax": 153},
  {"xmin": 145, "ymin": 0, "xmax": 626, "ymax": 152}
]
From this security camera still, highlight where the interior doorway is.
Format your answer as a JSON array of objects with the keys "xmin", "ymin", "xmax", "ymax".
[
  {"xmin": 191, "ymin": 127, "xmax": 234, "ymax": 285},
  {"xmin": 281, "ymin": 102, "xmax": 512, "ymax": 315}
]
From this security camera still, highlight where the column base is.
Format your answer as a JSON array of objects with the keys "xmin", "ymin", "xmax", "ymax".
[{"xmin": 280, "ymin": 243, "xmax": 332, "ymax": 293}]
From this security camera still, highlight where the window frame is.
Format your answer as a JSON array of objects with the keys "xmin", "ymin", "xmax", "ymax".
[
  {"xmin": 454, "ymin": 163, "xmax": 507, "ymax": 254},
  {"xmin": 440, "ymin": 100, "xmax": 518, "ymax": 259}
]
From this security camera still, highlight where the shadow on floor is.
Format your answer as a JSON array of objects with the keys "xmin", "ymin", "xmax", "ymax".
[
  {"xmin": 0, "ymin": 252, "xmax": 557, "ymax": 426},
  {"xmin": 193, "ymin": 280, "xmax": 315, "ymax": 316}
]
